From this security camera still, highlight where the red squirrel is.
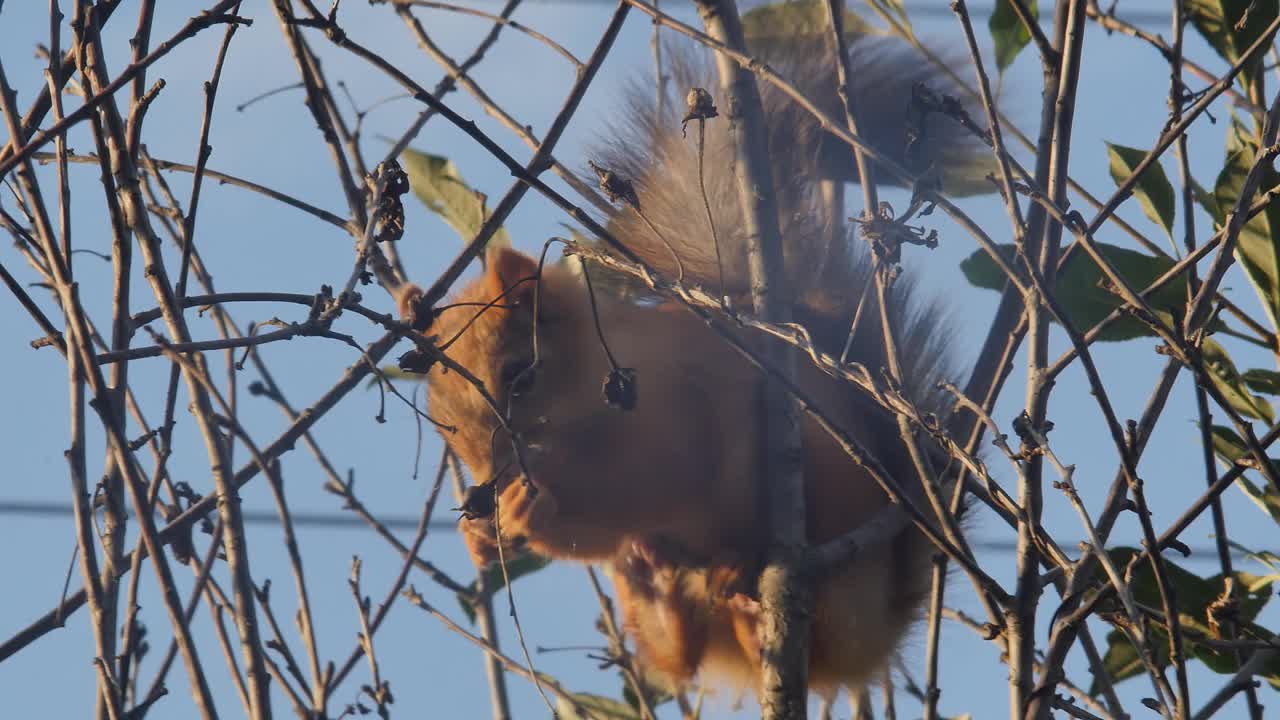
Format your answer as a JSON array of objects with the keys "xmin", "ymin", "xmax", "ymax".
[{"xmin": 395, "ymin": 36, "xmax": 979, "ymax": 697}]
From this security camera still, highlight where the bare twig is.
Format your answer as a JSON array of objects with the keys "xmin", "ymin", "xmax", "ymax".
[{"xmin": 694, "ymin": 1, "xmax": 808, "ymax": 711}]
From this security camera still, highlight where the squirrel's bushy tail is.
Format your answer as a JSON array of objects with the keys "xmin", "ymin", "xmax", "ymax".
[{"xmin": 588, "ymin": 35, "xmax": 981, "ymax": 408}]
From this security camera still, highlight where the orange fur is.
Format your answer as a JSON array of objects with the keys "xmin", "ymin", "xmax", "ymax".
[
  {"xmin": 396, "ymin": 34, "xmax": 979, "ymax": 700},
  {"xmin": 399, "ymin": 245, "xmax": 938, "ymax": 694}
]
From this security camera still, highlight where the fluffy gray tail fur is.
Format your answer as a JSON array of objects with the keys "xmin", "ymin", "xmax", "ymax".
[{"xmin": 587, "ymin": 35, "xmax": 981, "ymax": 409}]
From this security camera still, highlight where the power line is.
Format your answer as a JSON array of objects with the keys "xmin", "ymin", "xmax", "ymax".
[
  {"xmin": 0, "ymin": 499, "xmax": 455, "ymax": 533},
  {"xmin": 448, "ymin": 1, "xmax": 1172, "ymax": 27},
  {"xmin": 0, "ymin": 499, "xmax": 1252, "ymax": 561}
]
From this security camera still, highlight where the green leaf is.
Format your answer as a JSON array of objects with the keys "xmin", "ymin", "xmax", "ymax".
[
  {"xmin": 959, "ymin": 241, "xmax": 1184, "ymax": 342},
  {"xmin": 1237, "ymin": 475, "xmax": 1280, "ymax": 525},
  {"xmin": 1208, "ymin": 426, "xmax": 1280, "ymax": 524},
  {"xmin": 619, "ymin": 672, "xmax": 672, "ymax": 715},
  {"xmin": 1094, "ymin": 547, "xmax": 1277, "ymax": 693},
  {"xmin": 1243, "ymin": 368, "xmax": 1280, "ymax": 395},
  {"xmin": 1192, "ymin": 177, "xmax": 1224, "ymax": 224},
  {"xmin": 1186, "ymin": 0, "xmax": 1279, "ymax": 91},
  {"xmin": 1107, "ymin": 547, "xmax": 1273, "ymax": 626},
  {"xmin": 936, "ymin": 151, "xmax": 1002, "ymax": 199},
  {"xmin": 1238, "ymin": 569, "xmax": 1280, "ymax": 592},
  {"xmin": 1202, "ymin": 338, "xmax": 1276, "ymax": 423},
  {"xmin": 866, "ymin": 0, "xmax": 913, "ymax": 35},
  {"xmin": 558, "ymin": 692, "xmax": 645, "ymax": 720},
  {"xmin": 1213, "ymin": 125, "xmax": 1280, "ymax": 327},
  {"xmin": 365, "ymin": 365, "xmax": 426, "ymax": 389},
  {"xmin": 455, "ymin": 553, "xmax": 551, "ymax": 624},
  {"xmin": 1097, "ymin": 628, "xmax": 1144, "ymax": 692},
  {"xmin": 1106, "ymin": 143, "xmax": 1176, "ymax": 239},
  {"xmin": 1229, "ymin": 540, "xmax": 1280, "ymax": 573},
  {"xmin": 742, "ymin": 0, "xmax": 870, "ymax": 41},
  {"xmin": 1210, "ymin": 424, "xmax": 1252, "ymax": 464},
  {"xmin": 1226, "ymin": 115, "xmax": 1258, "ymax": 155},
  {"xmin": 989, "ymin": 0, "xmax": 1038, "ymax": 72},
  {"xmin": 401, "ymin": 148, "xmax": 512, "ymax": 250},
  {"xmin": 1256, "ymin": 650, "xmax": 1280, "ymax": 690}
]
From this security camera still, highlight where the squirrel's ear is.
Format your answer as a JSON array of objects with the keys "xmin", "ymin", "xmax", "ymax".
[{"xmin": 485, "ymin": 246, "xmax": 539, "ymax": 306}]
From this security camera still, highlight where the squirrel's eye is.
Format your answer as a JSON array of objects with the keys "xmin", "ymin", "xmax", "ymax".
[{"xmin": 501, "ymin": 359, "xmax": 536, "ymax": 396}]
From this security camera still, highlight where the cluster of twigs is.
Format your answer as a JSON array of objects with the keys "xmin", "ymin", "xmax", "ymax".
[{"xmin": 4, "ymin": 1, "xmax": 1280, "ymax": 719}]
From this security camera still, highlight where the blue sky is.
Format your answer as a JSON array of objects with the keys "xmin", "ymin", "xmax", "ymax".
[{"xmin": 2, "ymin": 2, "xmax": 1279, "ymax": 718}]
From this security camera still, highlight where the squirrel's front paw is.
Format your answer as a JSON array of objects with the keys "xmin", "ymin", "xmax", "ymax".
[
  {"xmin": 618, "ymin": 539, "xmax": 685, "ymax": 600},
  {"xmin": 458, "ymin": 514, "xmax": 507, "ymax": 569},
  {"xmin": 727, "ymin": 592, "xmax": 763, "ymax": 665},
  {"xmin": 726, "ymin": 592, "xmax": 761, "ymax": 617}
]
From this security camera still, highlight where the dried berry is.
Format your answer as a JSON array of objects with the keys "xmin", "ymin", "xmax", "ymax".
[
  {"xmin": 682, "ymin": 87, "xmax": 718, "ymax": 134},
  {"xmin": 457, "ymin": 483, "xmax": 496, "ymax": 520},
  {"xmin": 588, "ymin": 160, "xmax": 640, "ymax": 210},
  {"xmin": 603, "ymin": 367, "xmax": 638, "ymax": 411},
  {"xmin": 398, "ymin": 348, "xmax": 437, "ymax": 375}
]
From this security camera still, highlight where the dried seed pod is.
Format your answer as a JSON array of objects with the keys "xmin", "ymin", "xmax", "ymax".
[
  {"xmin": 588, "ymin": 160, "xmax": 640, "ymax": 210},
  {"xmin": 603, "ymin": 367, "xmax": 638, "ymax": 411},
  {"xmin": 682, "ymin": 86, "xmax": 718, "ymax": 134},
  {"xmin": 162, "ymin": 504, "xmax": 195, "ymax": 566},
  {"xmin": 397, "ymin": 348, "xmax": 437, "ymax": 375},
  {"xmin": 373, "ymin": 159, "xmax": 409, "ymax": 244},
  {"xmin": 457, "ymin": 482, "xmax": 497, "ymax": 520}
]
